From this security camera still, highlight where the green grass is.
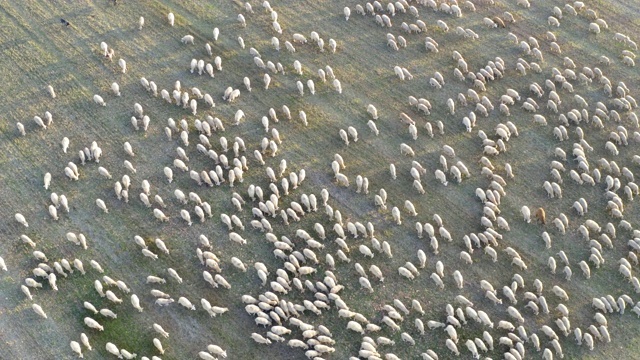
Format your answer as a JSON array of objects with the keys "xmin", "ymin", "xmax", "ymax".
[{"xmin": 0, "ymin": 0, "xmax": 639, "ymax": 359}]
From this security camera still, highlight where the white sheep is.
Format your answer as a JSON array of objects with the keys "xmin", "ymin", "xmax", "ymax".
[
  {"xmin": 605, "ymin": 141, "xmax": 619, "ymax": 155},
  {"xmin": 307, "ymin": 79, "xmax": 315, "ymax": 95},
  {"xmin": 117, "ymin": 58, "xmax": 127, "ymax": 73},
  {"xmin": 400, "ymin": 143, "xmax": 415, "ymax": 157},
  {"xmin": 16, "ymin": 122, "xmax": 26, "ymax": 136},
  {"xmin": 435, "ymin": 169, "xmax": 448, "ymax": 186},
  {"xmin": 181, "ymin": 35, "xmax": 195, "ymax": 44},
  {"xmin": 623, "ymin": 56, "xmax": 635, "ymax": 67},
  {"xmin": 15, "ymin": 213, "xmax": 29, "ymax": 227},
  {"xmin": 442, "ymin": 145, "xmax": 456, "ymax": 157},
  {"xmin": 521, "ymin": 206, "xmax": 531, "ymax": 223},
  {"xmin": 84, "ymin": 317, "xmax": 104, "ymax": 331},
  {"xmin": 46, "ymin": 84, "xmax": 56, "ymax": 98},
  {"xmin": 264, "ymin": 73, "xmax": 271, "ymax": 89},
  {"xmin": 151, "ymin": 82, "xmax": 160, "ymax": 97},
  {"xmin": 93, "ymin": 94, "xmax": 106, "ymax": 106},
  {"xmin": 332, "ymin": 79, "xmax": 342, "ymax": 94},
  {"xmin": 237, "ymin": 13, "xmax": 246, "ymax": 27},
  {"xmin": 343, "ymin": 6, "xmax": 351, "ymax": 20}
]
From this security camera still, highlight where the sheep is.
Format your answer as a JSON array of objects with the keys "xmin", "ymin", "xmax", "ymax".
[
  {"xmin": 397, "ymin": 332, "xmax": 415, "ymax": 347},
  {"xmin": 441, "ymin": 145, "xmax": 457, "ymax": 159},
  {"xmin": 235, "ymin": 12, "xmax": 247, "ymax": 27},
  {"xmin": 148, "ymin": 80, "xmax": 159, "ymax": 96},
  {"xmin": 45, "ymin": 84, "xmax": 57, "ymax": 99},
  {"xmin": 15, "ymin": 121, "xmax": 27, "ymax": 136},
  {"xmin": 532, "ymin": 207, "xmax": 546, "ymax": 224},
  {"xmin": 95, "ymin": 199, "xmax": 108, "ymax": 213},
  {"xmin": 483, "ymin": 17, "xmax": 497, "ymax": 28},
  {"xmin": 180, "ymin": 35, "xmax": 195, "ymax": 45},
  {"xmin": 14, "ymin": 213, "xmax": 30, "ymax": 227},
  {"xmin": 69, "ymin": 340, "xmax": 84, "ymax": 358},
  {"xmin": 400, "ymin": 143, "xmax": 415, "ymax": 156},
  {"xmin": 518, "ymin": 205, "xmax": 533, "ymax": 223},
  {"xmin": 446, "ymin": 339, "xmax": 460, "ymax": 356},
  {"xmin": 84, "ymin": 317, "xmax": 104, "ymax": 331},
  {"xmin": 93, "ymin": 94, "xmax": 106, "ymax": 106},
  {"xmin": 359, "ymin": 276, "xmax": 376, "ymax": 292},
  {"xmin": 605, "ymin": 141, "xmax": 619, "ymax": 155},
  {"xmin": 249, "ymin": 333, "xmax": 271, "ymax": 344},
  {"xmin": 346, "ymin": 321, "xmax": 364, "ymax": 334},
  {"xmin": 534, "ymin": 114, "xmax": 547, "ymax": 125},
  {"xmin": 99, "ymin": 41, "xmax": 110, "ymax": 57},
  {"xmin": 436, "ymin": 19, "xmax": 449, "ymax": 32},
  {"xmin": 31, "ymin": 303, "xmax": 49, "ymax": 319},
  {"xmin": 117, "ymin": 58, "xmax": 127, "ymax": 73},
  {"xmin": 109, "ymin": 81, "xmax": 121, "ymax": 97},
  {"xmin": 229, "ymin": 232, "xmax": 247, "ymax": 245},
  {"xmin": 623, "ymin": 56, "xmax": 636, "ymax": 67},
  {"xmin": 404, "ymin": 200, "xmax": 417, "ymax": 216}
]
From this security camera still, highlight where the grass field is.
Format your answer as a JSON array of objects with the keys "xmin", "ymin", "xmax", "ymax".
[{"xmin": 1, "ymin": 0, "xmax": 639, "ymax": 359}]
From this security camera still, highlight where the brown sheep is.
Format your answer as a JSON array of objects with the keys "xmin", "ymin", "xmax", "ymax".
[
  {"xmin": 400, "ymin": 113, "xmax": 415, "ymax": 126},
  {"xmin": 535, "ymin": 207, "xmax": 546, "ymax": 224},
  {"xmin": 493, "ymin": 17, "xmax": 506, "ymax": 28}
]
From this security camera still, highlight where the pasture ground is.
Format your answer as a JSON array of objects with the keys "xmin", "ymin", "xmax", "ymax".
[{"xmin": 0, "ymin": 0, "xmax": 639, "ymax": 359}]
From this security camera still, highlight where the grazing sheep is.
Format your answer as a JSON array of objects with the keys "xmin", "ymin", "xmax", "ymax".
[
  {"xmin": 623, "ymin": 56, "xmax": 635, "ymax": 67},
  {"xmin": 93, "ymin": 94, "xmax": 106, "ymax": 106},
  {"xmin": 84, "ymin": 317, "xmax": 104, "ymax": 331},
  {"xmin": 521, "ymin": 206, "xmax": 531, "ymax": 223},
  {"xmin": 117, "ymin": 58, "xmax": 127, "ymax": 73},
  {"xmin": 15, "ymin": 213, "xmax": 29, "ymax": 227},
  {"xmin": 435, "ymin": 169, "xmax": 448, "ymax": 186},
  {"xmin": 400, "ymin": 143, "xmax": 415, "ymax": 156},
  {"xmin": 47, "ymin": 84, "xmax": 56, "ymax": 98},
  {"xmin": 181, "ymin": 35, "xmax": 195, "ymax": 44},
  {"xmin": 110, "ymin": 82, "xmax": 121, "ymax": 96},
  {"xmin": 534, "ymin": 208, "xmax": 546, "ymax": 224}
]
